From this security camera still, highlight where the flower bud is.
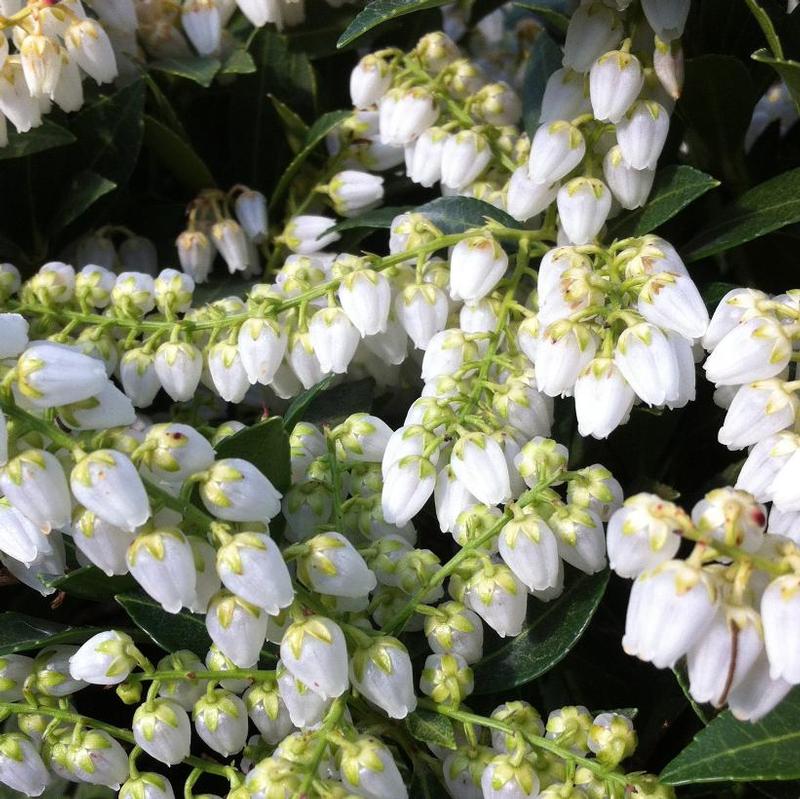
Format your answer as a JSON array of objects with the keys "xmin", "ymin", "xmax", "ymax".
[
  {"xmin": 0, "ymin": 732, "xmax": 49, "ymax": 796},
  {"xmin": 550, "ymin": 504, "xmax": 607, "ymax": 574},
  {"xmin": 111, "ymin": 271, "xmax": 156, "ymax": 316},
  {"xmin": 133, "ymin": 697, "xmax": 191, "ymax": 765},
  {"xmin": 546, "ymin": 705, "xmax": 593, "ymax": 755},
  {"xmin": 216, "ymin": 531, "xmax": 293, "ymax": 614},
  {"xmin": 424, "ymin": 600, "xmax": 484, "ymax": 664},
  {"xmin": 193, "ymin": 688, "xmax": 249, "ymax": 756},
  {"xmin": 199, "ymin": 458, "xmax": 282, "ymax": 522},
  {"xmin": 1, "ymin": 449, "xmax": 71, "ymax": 531},
  {"xmin": 127, "ymin": 529, "xmax": 197, "ymax": 613},
  {"xmin": 481, "ymin": 751, "xmax": 539, "ymax": 799},
  {"xmin": 70, "ymin": 449, "xmax": 149, "ymax": 532},
  {"xmin": 0, "ymin": 654, "xmax": 33, "ymax": 701},
  {"xmin": 244, "ymin": 678, "xmax": 294, "ymax": 744},
  {"xmin": 444, "ymin": 747, "xmax": 493, "ymax": 799},
  {"xmin": 154, "ymin": 268, "xmax": 194, "ymax": 315},
  {"xmin": 138, "ymin": 423, "xmax": 215, "ymax": 483},
  {"xmin": 120, "ymin": 772, "xmax": 175, "ymax": 799},
  {"xmin": 297, "ymin": 531, "xmax": 377, "ymax": 598},
  {"xmin": 692, "ymin": 487, "xmax": 767, "ymax": 552},
  {"xmin": 557, "ymin": 177, "xmax": 612, "ymax": 245},
  {"xmin": 616, "ymin": 101, "xmax": 670, "ymax": 170},
  {"xmin": 68, "ymin": 630, "xmax": 137, "ymax": 685},
  {"xmin": 154, "ymin": 341, "xmax": 203, "ymax": 401},
  {"xmin": 491, "ymin": 701, "xmax": 544, "ymax": 752},
  {"xmin": 340, "ymin": 736, "xmax": 408, "ymax": 799},
  {"xmin": 329, "ymin": 170, "xmax": 384, "ymax": 217},
  {"xmin": 17, "ymin": 341, "xmax": 108, "ymax": 409},
  {"xmin": 65, "ymin": 729, "xmax": 128, "ymax": 788},
  {"xmin": 514, "ymin": 436, "xmax": 568, "ymax": 487},
  {"xmin": 587, "ymin": 712, "xmax": 637, "ymax": 766},
  {"xmin": 349, "ymin": 635, "xmax": 416, "ymax": 719},
  {"xmin": 283, "ymin": 215, "xmax": 340, "ymax": 255},
  {"xmin": 206, "ymin": 590, "xmax": 268, "ymax": 668},
  {"xmin": 420, "ymin": 652, "xmax": 473, "ymax": 706},
  {"xmin": 654, "ymin": 37, "xmax": 684, "ymax": 100},
  {"xmin": 76, "ymin": 264, "xmax": 115, "ymax": 308},
  {"xmin": 154, "ymin": 651, "xmax": 207, "ymax": 710},
  {"xmin": 280, "ymin": 616, "xmax": 349, "ymax": 699},
  {"xmin": 528, "ymin": 121, "xmax": 585, "ymax": 185}
]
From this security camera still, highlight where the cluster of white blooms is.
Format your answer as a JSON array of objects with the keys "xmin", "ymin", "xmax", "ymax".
[
  {"xmin": 321, "ymin": 0, "xmax": 685, "ymax": 234},
  {"xmin": 0, "ymin": 633, "xmax": 669, "ymax": 799},
  {"xmin": 609, "ymin": 485, "xmax": 800, "ymax": 722},
  {"xmin": 701, "ymin": 289, "xmax": 800, "ymax": 519},
  {"xmin": 0, "ymin": 0, "xmax": 118, "ymax": 142}
]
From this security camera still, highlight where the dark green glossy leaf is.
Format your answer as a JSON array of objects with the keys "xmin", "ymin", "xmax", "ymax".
[
  {"xmin": 50, "ymin": 171, "xmax": 117, "ymax": 232},
  {"xmin": 269, "ymin": 109, "xmax": 350, "ymax": 210},
  {"xmin": 45, "ymin": 566, "xmax": 137, "ymax": 601},
  {"xmin": 283, "ymin": 377, "xmax": 375, "ymax": 431},
  {"xmin": 116, "ymin": 593, "xmax": 212, "ymax": 656},
  {"xmin": 221, "ymin": 47, "xmax": 257, "ymax": 75},
  {"xmin": 330, "ymin": 205, "xmax": 413, "ymax": 234},
  {"xmin": 151, "ymin": 56, "xmax": 221, "ymax": 87},
  {"xmin": 0, "ymin": 121, "xmax": 75, "ymax": 161},
  {"xmin": 472, "ymin": 569, "xmax": 609, "ymax": 694},
  {"xmin": 685, "ymin": 168, "xmax": 800, "ymax": 261},
  {"xmin": 71, "ymin": 79, "xmax": 146, "ymax": 185},
  {"xmin": 415, "ymin": 196, "xmax": 517, "ymax": 234},
  {"xmin": 514, "ymin": 1, "xmax": 569, "ymax": 33},
  {"xmin": 144, "ymin": 114, "xmax": 216, "ymax": 191},
  {"xmin": 215, "ymin": 415, "xmax": 291, "ymax": 493},
  {"xmin": 0, "ymin": 612, "xmax": 104, "ymax": 656},
  {"xmin": 521, "ymin": 29, "xmax": 563, "ymax": 135},
  {"xmin": 607, "ymin": 166, "xmax": 720, "ymax": 239},
  {"xmin": 661, "ymin": 688, "xmax": 800, "ymax": 784},
  {"xmin": 409, "ymin": 760, "xmax": 448, "ymax": 799},
  {"xmin": 752, "ymin": 49, "xmax": 800, "ymax": 113},
  {"xmin": 405, "ymin": 709, "xmax": 457, "ymax": 750},
  {"xmin": 269, "ymin": 94, "xmax": 310, "ymax": 154},
  {"xmin": 337, "ymin": 0, "xmax": 449, "ymax": 48}
]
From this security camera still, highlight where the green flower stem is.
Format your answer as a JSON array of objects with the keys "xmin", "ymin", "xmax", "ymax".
[
  {"xmin": 417, "ymin": 699, "xmax": 636, "ymax": 790},
  {"xmin": 380, "ymin": 479, "xmax": 551, "ymax": 636},
  {"xmin": 679, "ymin": 525, "xmax": 791, "ymax": 577},
  {"xmin": 293, "ymin": 696, "xmax": 345, "ymax": 799},
  {"xmin": 126, "ymin": 668, "xmax": 275, "ymax": 683},
  {"xmin": 0, "ymin": 701, "xmax": 230, "ymax": 778},
  {"xmin": 325, "ymin": 427, "xmax": 346, "ymax": 531}
]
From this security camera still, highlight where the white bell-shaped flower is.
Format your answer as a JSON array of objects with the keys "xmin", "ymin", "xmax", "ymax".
[
  {"xmin": 654, "ymin": 37, "xmax": 684, "ymax": 100},
  {"xmin": 451, "ymin": 432, "xmax": 511, "ymax": 506},
  {"xmin": 1, "ymin": 449, "xmax": 71, "ymax": 531},
  {"xmin": 762, "ymin": 574, "xmax": 800, "ymax": 684},
  {"xmin": 276, "ymin": 661, "xmax": 332, "ymax": 728},
  {"xmin": 0, "ymin": 733, "xmax": 49, "ymax": 797},
  {"xmin": 65, "ymin": 729, "xmax": 128, "ymax": 788},
  {"xmin": 562, "ymin": 3, "xmax": 623, "ymax": 72},
  {"xmin": 59, "ymin": 383, "xmax": 136, "ymax": 431},
  {"xmin": 424, "ymin": 601, "xmax": 484, "ymax": 664},
  {"xmin": 379, "ymin": 86, "xmax": 438, "ymax": 146},
  {"xmin": 382, "ymin": 455, "xmax": 436, "ymax": 526},
  {"xmin": 64, "ymin": 19, "xmax": 117, "ymax": 84},
  {"xmin": 0, "ymin": 655, "xmax": 33, "ymax": 702},
  {"xmin": 623, "ymin": 560, "xmax": 718, "ymax": 668},
  {"xmin": 120, "ymin": 348, "xmax": 161, "ymax": 408},
  {"xmin": 199, "ymin": 458, "xmax": 282, "ymax": 522},
  {"xmin": 641, "ymin": 0, "xmax": 690, "ymax": 41},
  {"xmin": 528, "ymin": 121, "xmax": 586, "ymax": 185},
  {"xmin": 16, "ymin": 341, "xmax": 108, "ymax": 409},
  {"xmin": 550, "ymin": 504, "xmax": 607, "ymax": 574},
  {"xmin": 616, "ymin": 100, "xmax": 670, "ymax": 170},
  {"xmin": 449, "ymin": 234, "xmax": 508, "ymax": 302},
  {"xmin": 395, "ymin": 282, "xmax": 449, "ymax": 349},
  {"xmin": 70, "ymin": 449, "xmax": 149, "ymax": 532},
  {"xmin": 440, "ymin": 129, "xmax": 491, "ymax": 190},
  {"xmin": 574, "ymin": 357, "xmax": 635, "ymax": 439},
  {"xmin": 718, "ymin": 380, "xmax": 797, "ymax": 450},
  {"xmin": 637, "ymin": 271, "xmax": 709, "ymax": 340},
  {"xmin": 187, "ymin": 537, "xmax": 220, "ymax": 614},
  {"xmin": 298, "ymin": 531, "xmax": 377, "ymax": 598},
  {"xmin": 68, "ymin": 630, "xmax": 137, "ymax": 686},
  {"xmin": 603, "ymin": 146, "xmax": 655, "ymax": 210},
  {"xmin": 607, "ymin": 494, "xmax": 683, "ymax": 578},
  {"xmin": 0, "ymin": 313, "xmax": 28, "ymax": 358},
  {"xmin": 193, "ymin": 689, "xmax": 249, "ymax": 756},
  {"xmin": 119, "ymin": 772, "xmax": 176, "ymax": 799},
  {"xmin": 702, "ymin": 287, "xmax": 767, "ymax": 349},
  {"xmin": 536, "ymin": 320, "xmax": 599, "ymax": 397},
  {"xmin": 540, "ymin": 67, "xmax": 591, "ymax": 123},
  {"xmin": 206, "ymin": 591, "xmax": 268, "ymax": 668},
  {"xmin": 481, "ymin": 753, "xmax": 539, "ymax": 799},
  {"xmin": 464, "ymin": 561, "xmax": 527, "ymax": 638},
  {"xmin": 505, "ymin": 167, "xmax": 558, "ymax": 222},
  {"xmin": 154, "ymin": 341, "xmax": 203, "ymax": 402},
  {"xmin": 280, "ymin": 616, "xmax": 349, "ymax": 699},
  {"xmin": 499, "ymin": 511, "xmax": 561, "ymax": 592},
  {"xmin": 614, "ymin": 322, "xmax": 680, "ymax": 406},
  {"xmin": 309, "ymin": 307, "xmax": 360, "ymax": 374},
  {"xmin": 350, "ymin": 637, "xmax": 417, "ymax": 719},
  {"xmin": 329, "ymin": 170, "xmax": 384, "ymax": 217},
  {"xmin": 340, "ymin": 736, "xmax": 409, "ymax": 799},
  {"xmin": 557, "ymin": 177, "xmax": 612, "ymax": 245},
  {"xmin": 590, "ymin": 49, "xmax": 643, "ymax": 122},
  {"xmin": 406, "ymin": 126, "xmax": 446, "ymax": 187},
  {"xmin": 127, "ymin": 529, "xmax": 197, "ymax": 613},
  {"xmin": 216, "ymin": 531, "xmax": 294, "ymax": 614},
  {"xmin": 350, "ymin": 53, "xmax": 392, "ymax": 109},
  {"xmin": 0, "ymin": 504, "xmax": 53, "ymax": 565},
  {"xmin": 138, "ymin": 422, "xmax": 215, "ymax": 483},
  {"xmin": 244, "ymin": 680, "xmax": 294, "ymax": 744},
  {"xmin": 727, "ymin": 653, "xmax": 792, "ymax": 722},
  {"xmin": 736, "ymin": 431, "xmax": 800, "ymax": 502},
  {"xmin": 71, "ymin": 508, "xmax": 136, "ymax": 577},
  {"xmin": 207, "ymin": 341, "xmax": 249, "ymax": 403},
  {"xmin": 434, "ymin": 466, "xmax": 478, "ymax": 533},
  {"xmin": 283, "ymin": 215, "xmax": 340, "ymax": 254},
  {"xmin": 338, "ymin": 269, "xmax": 391, "ymax": 337},
  {"xmin": 210, "ymin": 219, "xmax": 249, "ymax": 273},
  {"xmin": 237, "ymin": 317, "xmax": 287, "ymax": 385}
]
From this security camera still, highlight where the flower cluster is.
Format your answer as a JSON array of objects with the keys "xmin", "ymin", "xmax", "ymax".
[{"xmin": 609, "ymin": 486, "xmax": 800, "ymax": 722}]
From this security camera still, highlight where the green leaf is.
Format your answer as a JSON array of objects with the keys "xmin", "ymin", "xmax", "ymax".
[
  {"xmin": 410, "ymin": 758, "xmax": 448, "ymax": 799},
  {"xmin": 50, "ymin": 171, "xmax": 117, "ymax": 233},
  {"xmin": 0, "ymin": 612, "xmax": 104, "ymax": 656},
  {"xmin": 71, "ymin": 79, "xmax": 146, "ymax": 185},
  {"xmin": 607, "ymin": 166, "xmax": 720, "ymax": 239},
  {"xmin": 337, "ymin": 0, "xmax": 449, "ymax": 48},
  {"xmin": 269, "ymin": 94, "xmax": 310, "ymax": 154},
  {"xmin": 221, "ymin": 47, "xmax": 257, "ymax": 76},
  {"xmin": 116, "ymin": 593, "xmax": 212, "ymax": 656},
  {"xmin": 752, "ymin": 48, "xmax": 800, "ymax": 114},
  {"xmin": 415, "ymin": 196, "xmax": 518, "ymax": 235},
  {"xmin": 269, "ymin": 109, "xmax": 350, "ymax": 210},
  {"xmin": 330, "ymin": 205, "xmax": 413, "ymax": 234},
  {"xmin": 215, "ymin": 415, "xmax": 291, "ymax": 493},
  {"xmin": 405, "ymin": 709, "xmax": 457, "ymax": 750},
  {"xmin": 661, "ymin": 688, "xmax": 800, "ymax": 784},
  {"xmin": 283, "ymin": 377, "xmax": 375, "ymax": 431},
  {"xmin": 514, "ymin": 2, "xmax": 570, "ymax": 33},
  {"xmin": 0, "ymin": 120, "xmax": 75, "ymax": 161},
  {"xmin": 472, "ymin": 569, "xmax": 609, "ymax": 694},
  {"xmin": 45, "ymin": 566, "xmax": 137, "ymax": 601},
  {"xmin": 685, "ymin": 168, "xmax": 800, "ymax": 261},
  {"xmin": 521, "ymin": 29, "xmax": 563, "ymax": 135},
  {"xmin": 151, "ymin": 56, "xmax": 221, "ymax": 87},
  {"xmin": 144, "ymin": 114, "xmax": 216, "ymax": 192}
]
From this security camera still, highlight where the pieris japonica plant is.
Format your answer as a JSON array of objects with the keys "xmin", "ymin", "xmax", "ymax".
[{"xmin": 1, "ymin": 0, "xmax": 800, "ymax": 796}]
